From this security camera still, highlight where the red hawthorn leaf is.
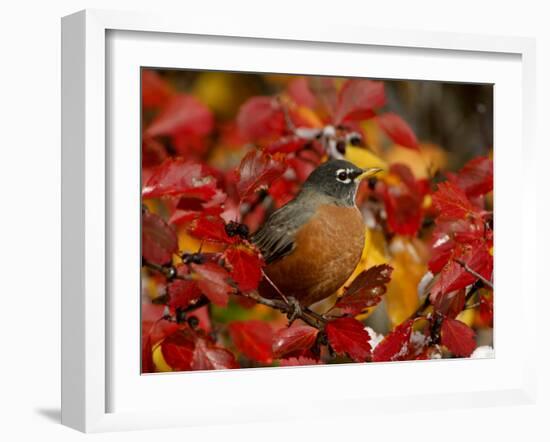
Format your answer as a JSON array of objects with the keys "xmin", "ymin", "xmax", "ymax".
[
  {"xmin": 141, "ymin": 70, "xmax": 173, "ymax": 109},
  {"xmin": 287, "ymin": 156, "xmax": 319, "ymax": 183},
  {"xmin": 236, "ymin": 150, "xmax": 287, "ymax": 200},
  {"xmin": 430, "ymin": 240, "xmax": 492, "ymax": 300},
  {"xmin": 375, "ymin": 112, "xmax": 419, "ymax": 150},
  {"xmin": 145, "ymin": 94, "xmax": 214, "ymax": 138},
  {"xmin": 441, "ymin": 318, "xmax": 476, "ymax": 357},
  {"xmin": 142, "ymin": 210, "xmax": 178, "ymax": 265},
  {"xmin": 168, "ymin": 195, "xmax": 224, "ymax": 226},
  {"xmin": 325, "ymin": 317, "xmax": 372, "ymax": 362},
  {"xmin": 380, "ymin": 164, "xmax": 425, "ymax": 236},
  {"xmin": 170, "ymin": 190, "xmax": 227, "ymax": 225},
  {"xmin": 333, "ymin": 264, "xmax": 393, "ymax": 315},
  {"xmin": 177, "ymin": 190, "xmax": 226, "ymax": 214},
  {"xmin": 334, "ymin": 79, "xmax": 385, "ymax": 124},
  {"xmin": 192, "ymin": 262, "xmax": 233, "ymax": 307},
  {"xmin": 171, "ymin": 131, "xmax": 209, "ymax": 157},
  {"xmin": 237, "ymin": 96, "xmax": 286, "ymax": 141},
  {"xmin": 450, "ymin": 157, "xmax": 494, "ymax": 198},
  {"xmin": 432, "ymin": 181, "xmax": 482, "ymax": 221},
  {"xmin": 479, "ymin": 291, "xmax": 494, "ymax": 327},
  {"xmin": 266, "ymin": 136, "xmax": 308, "ymax": 154},
  {"xmin": 279, "ymin": 356, "xmax": 320, "ymax": 367},
  {"xmin": 272, "ymin": 325, "xmax": 318, "ymax": 359},
  {"xmin": 167, "ymin": 279, "xmax": 202, "ymax": 311},
  {"xmin": 176, "ymin": 197, "xmax": 205, "ymax": 212},
  {"xmin": 142, "ymin": 137, "xmax": 169, "ymax": 168},
  {"xmin": 141, "ymin": 334, "xmax": 155, "ymax": 373},
  {"xmin": 191, "ymin": 338, "xmax": 239, "ymax": 370},
  {"xmin": 428, "ymin": 234, "xmax": 455, "ymax": 274},
  {"xmin": 268, "ymin": 177, "xmax": 297, "ymax": 208},
  {"xmin": 142, "ymin": 158, "xmax": 218, "ymax": 200},
  {"xmin": 430, "ymin": 218, "xmax": 486, "ymax": 259},
  {"xmin": 142, "ymin": 303, "xmax": 179, "ymax": 345},
  {"xmin": 160, "ymin": 331, "xmax": 195, "ymax": 371},
  {"xmin": 188, "ymin": 214, "xmax": 235, "ymax": 244},
  {"xmin": 229, "ymin": 320, "xmax": 274, "ymax": 363},
  {"xmin": 224, "ymin": 246, "xmax": 264, "ymax": 292},
  {"xmin": 287, "ymin": 77, "xmax": 317, "ymax": 108},
  {"xmin": 242, "ymin": 203, "xmax": 267, "ymax": 234},
  {"xmin": 372, "ymin": 320, "xmax": 414, "ymax": 362},
  {"xmin": 309, "ymin": 77, "xmax": 338, "ymax": 117},
  {"xmin": 433, "ymin": 290, "xmax": 466, "ymax": 319}
]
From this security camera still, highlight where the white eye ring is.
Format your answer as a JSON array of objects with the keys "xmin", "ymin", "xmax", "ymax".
[{"xmin": 336, "ymin": 168, "xmax": 352, "ymax": 184}]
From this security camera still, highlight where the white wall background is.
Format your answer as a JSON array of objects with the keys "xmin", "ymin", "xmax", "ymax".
[{"xmin": 0, "ymin": 1, "xmax": 547, "ymax": 440}]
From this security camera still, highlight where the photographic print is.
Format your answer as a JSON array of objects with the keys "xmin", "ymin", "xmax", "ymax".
[{"xmin": 141, "ymin": 69, "xmax": 494, "ymax": 373}]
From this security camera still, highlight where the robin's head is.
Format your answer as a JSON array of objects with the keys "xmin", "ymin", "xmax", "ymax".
[{"xmin": 302, "ymin": 159, "xmax": 382, "ymax": 206}]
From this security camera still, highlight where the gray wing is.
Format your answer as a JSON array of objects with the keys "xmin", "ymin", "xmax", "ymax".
[{"xmin": 251, "ymin": 199, "xmax": 315, "ymax": 265}]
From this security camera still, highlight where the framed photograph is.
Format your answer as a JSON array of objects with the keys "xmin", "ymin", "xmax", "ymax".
[{"xmin": 61, "ymin": 9, "xmax": 537, "ymax": 433}]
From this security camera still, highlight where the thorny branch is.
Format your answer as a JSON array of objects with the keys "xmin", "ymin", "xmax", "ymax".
[{"xmin": 142, "ymin": 259, "xmax": 327, "ymax": 330}]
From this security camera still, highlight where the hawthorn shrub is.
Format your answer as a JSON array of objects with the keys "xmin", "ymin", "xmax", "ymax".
[{"xmin": 141, "ymin": 70, "xmax": 493, "ymax": 372}]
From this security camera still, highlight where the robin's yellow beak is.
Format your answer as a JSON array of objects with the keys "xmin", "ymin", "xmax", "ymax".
[{"xmin": 355, "ymin": 167, "xmax": 383, "ymax": 181}]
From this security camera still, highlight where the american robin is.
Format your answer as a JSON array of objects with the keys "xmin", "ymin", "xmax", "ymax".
[{"xmin": 252, "ymin": 159, "xmax": 382, "ymax": 313}]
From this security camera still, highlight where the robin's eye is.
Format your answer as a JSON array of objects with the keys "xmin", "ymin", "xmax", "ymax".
[{"xmin": 336, "ymin": 169, "xmax": 351, "ymax": 183}]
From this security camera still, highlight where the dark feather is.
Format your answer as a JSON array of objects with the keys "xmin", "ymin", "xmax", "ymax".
[{"xmin": 251, "ymin": 195, "xmax": 317, "ymax": 264}]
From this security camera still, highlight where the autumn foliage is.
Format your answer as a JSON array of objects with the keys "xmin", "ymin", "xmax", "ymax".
[{"xmin": 141, "ymin": 70, "xmax": 494, "ymax": 372}]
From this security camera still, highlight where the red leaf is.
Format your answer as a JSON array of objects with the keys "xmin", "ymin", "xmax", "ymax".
[
  {"xmin": 142, "ymin": 210, "xmax": 178, "ymax": 265},
  {"xmin": 287, "ymin": 77, "xmax": 317, "ymax": 108},
  {"xmin": 376, "ymin": 112, "xmax": 419, "ymax": 150},
  {"xmin": 266, "ymin": 136, "xmax": 308, "ymax": 154},
  {"xmin": 228, "ymin": 320, "xmax": 273, "ymax": 363},
  {"xmin": 169, "ymin": 192, "xmax": 227, "ymax": 225},
  {"xmin": 380, "ymin": 164, "xmax": 425, "ymax": 236},
  {"xmin": 141, "ymin": 303, "xmax": 179, "ymax": 345},
  {"xmin": 325, "ymin": 317, "xmax": 372, "ymax": 362},
  {"xmin": 334, "ymin": 79, "xmax": 385, "ymax": 124},
  {"xmin": 451, "ymin": 156, "xmax": 494, "ymax": 197},
  {"xmin": 430, "ymin": 240, "xmax": 492, "ymax": 300},
  {"xmin": 428, "ymin": 233, "xmax": 454, "ymax": 273},
  {"xmin": 141, "ymin": 334, "xmax": 155, "ymax": 373},
  {"xmin": 372, "ymin": 320, "xmax": 414, "ymax": 362},
  {"xmin": 167, "ymin": 279, "xmax": 202, "ymax": 311},
  {"xmin": 160, "ymin": 331, "xmax": 195, "ymax": 371},
  {"xmin": 434, "ymin": 290, "xmax": 466, "ymax": 319},
  {"xmin": 272, "ymin": 325, "xmax": 318, "ymax": 359},
  {"xmin": 432, "ymin": 181, "xmax": 482, "ymax": 221},
  {"xmin": 237, "ymin": 96, "xmax": 286, "ymax": 141},
  {"xmin": 224, "ymin": 246, "xmax": 264, "ymax": 292},
  {"xmin": 268, "ymin": 176, "xmax": 297, "ymax": 208},
  {"xmin": 142, "ymin": 158, "xmax": 218, "ymax": 200},
  {"xmin": 188, "ymin": 214, "xmax": 235, "ymax": 244},
  {"xmin": 145, "ymin": 94, "xmax": 213, "ymax": 138},
  {"xmin": 192, "ymin": 262, "xmax": 233, "ymax": 307},
  {"xmin": 191, "ymin": 338, "xmax": 239, "ymax": 370},
  {"xmin": 333, "ymin": 264, "xmax": 393, "ymax": 315},
  {"xmin": 479, "ymin": 291, "xmax": 494, "ymax": 327},
  {"xmin": 141, "ymin": 70, "xmax": 173, "ymax": 109},
  {"xmin": 236, "ymin": 150, "xmax": 287, "ymax": 200},
  {"xmin": 279, "ymin": 356, "xmax": 320, "ymax": 367},
  {"xmin": 441, "ymin": 318, "xmax": 476, "ymax": 357}
]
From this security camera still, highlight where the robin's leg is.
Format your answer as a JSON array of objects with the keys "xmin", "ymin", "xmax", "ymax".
[{"xmin": 286, "ymin": 296, "xmax": 303, "ymax": 324}]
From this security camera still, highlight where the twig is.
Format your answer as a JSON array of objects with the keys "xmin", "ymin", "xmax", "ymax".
[
  {"xmin": 261, "ymin": 269, "xmax": 289, "ymax": 305},
  {"xmin": 454, "ymin": 259, "xmax": 494, "ymax": 290},
  {"xmin": 143, "ymin": 259, "xmax": 327, "ymax": 330},
  {"xmin": 243, "ymin": 290, "xmax": 326, "ymax": 330}
]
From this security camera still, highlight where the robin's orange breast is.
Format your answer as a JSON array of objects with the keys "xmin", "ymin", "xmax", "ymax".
[{"xmin": 259, "ymin": 204, "xmax": 365, "ymax": 307}]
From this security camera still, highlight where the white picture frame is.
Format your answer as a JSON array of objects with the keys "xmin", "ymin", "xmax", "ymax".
[{"xmin": 61, "ymin": 9, "xmax": 537, "ymax": 433}]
